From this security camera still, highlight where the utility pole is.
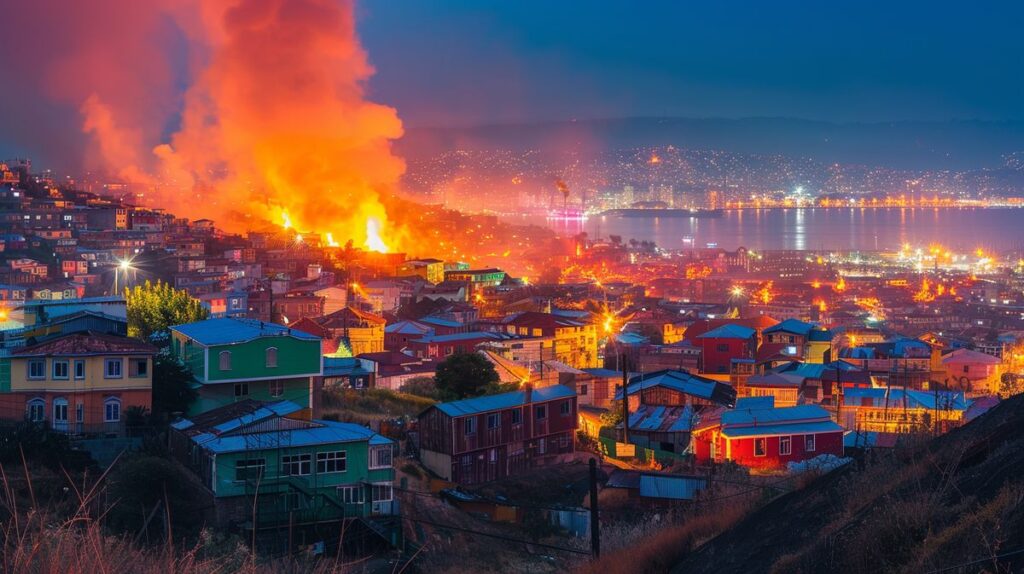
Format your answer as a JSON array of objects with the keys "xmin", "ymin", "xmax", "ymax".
[
  {"xmin": 621, "ymin": 351, "xmax": 629, "ymax": 444},
  {"xmin": 589, "ymin": 457, "xmax": 600, "ymax": 559}
]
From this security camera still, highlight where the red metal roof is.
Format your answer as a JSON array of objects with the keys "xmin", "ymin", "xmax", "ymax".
[{"xmin": 15, "ymin": 331, "xmax": 156, "ymax": 357}]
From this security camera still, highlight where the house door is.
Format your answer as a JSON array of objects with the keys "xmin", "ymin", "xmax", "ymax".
[{"xmin": 53, "ymin": 398, "xmax": 68, "ymax": 432}]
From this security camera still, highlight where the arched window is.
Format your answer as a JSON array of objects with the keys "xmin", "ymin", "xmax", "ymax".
[
  {"xmin": 266, "ymin": 347, "xmax": 278, "ymax": 368},
  {"xmin": 104, "ymin": 397, "xmax": 121, "ymax": 422},
  {"xmin": 26, "ymin": 398, "xmax": 45, "ymax": 422},
  {"xmin": 219, "ymin": 351, "xmax": 232, "ymax": 371}
]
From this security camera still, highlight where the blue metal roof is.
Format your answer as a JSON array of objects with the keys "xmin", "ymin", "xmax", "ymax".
[
  {"xmin": 735, "ymin": 396, "xmax": 775, "ymax": 410},
  {"xmin": 723, "ymin": 404, "xmax": 832, "ymax": 426},
  {"xmin": 434, "ymin": 384, "xmax": 575, "ymax": 417},
  {"xmin": 420, "ymin": 316, "xmax": 463, "ymax": 328},
  {"xmin": 194, "ymin": 420, "xmax": 391, "ymax": 454},
  {"xmin": 413, "ymin": 331, "xmax": 501, "ymax": 344},
  {"xmin": 384, "ymin": 320, "xmax": 433, "ymax": 335},
  {"xmin": 746, "ymin": 373, "xmax": 803, "ymax": 388},
  {"xmin": 170, "ymin": 317, "xmax": 320, "ymax": 346},
  {"xmin": 841, "ymin": 387, "xmax": 969, "ymax": 411},
  {"xmin": 764, "ymin": 318, "xmax": 816, "ymax": 337},
  {"xmin": 721, "ymin": 420, "xmax": 843, "ymax": 438},
  {"xmin": 615, "ymin": 370, "xmax": 721, "ymax": 401},
  {"xmin": 323, "ymin": 357, "xmax": 373, "ymax": 378},
  {"xmin": 697, "ymin": 324, "xmax": 756, "ymax": 339},
  {"xmin": 638, "ymin": 475, "xmax": 707, "ymax": 500}
]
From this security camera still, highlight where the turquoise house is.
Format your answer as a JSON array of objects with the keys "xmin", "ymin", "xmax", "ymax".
[
  {"xmin": 169, "ymin": 318, "xmax": 322, "ymax": 416},
  {"xmin": 170, "ymin": 400, "xmax": 396, "ymax": 531}
]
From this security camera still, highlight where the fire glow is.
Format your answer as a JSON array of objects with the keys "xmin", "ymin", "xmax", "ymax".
[{"xmin": 65, "ymin": 0, "xmax": 406, "ymax": 251}]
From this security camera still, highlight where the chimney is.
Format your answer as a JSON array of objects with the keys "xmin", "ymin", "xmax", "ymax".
[{"xmin": 523, "ymin": 383, "xmax": 533, "ymax": 405}]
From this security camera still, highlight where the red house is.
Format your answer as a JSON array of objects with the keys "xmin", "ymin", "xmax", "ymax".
[
  {"xmin": 695, "ymin": 324, "xmax": 757, "ymax": 374},
  {"xmin": 692, "ymin": 397, "xmax": 844, "ymax": 470},
  {"xmin": 417, "ymin": 384, "xmax": 577, "ymax": 484}
]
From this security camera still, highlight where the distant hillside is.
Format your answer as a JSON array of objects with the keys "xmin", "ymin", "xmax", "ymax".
[
  {"xmin": 399, "ymin": 117, "xmax": 1024, "ymax": 171},
  {"xmin": 672, "ymin": 394, "xmax": 1024, "ymax": 574}
]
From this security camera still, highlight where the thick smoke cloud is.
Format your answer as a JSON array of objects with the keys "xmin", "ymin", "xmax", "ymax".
[{"xmin": 3, "ymin": 0, "xmax": 405, "ymax": 249}]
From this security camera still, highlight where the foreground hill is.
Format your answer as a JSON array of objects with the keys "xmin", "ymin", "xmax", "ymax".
[{"xmin": 674, "ymin": 394, "xmax": 1024, "ymax": 574}]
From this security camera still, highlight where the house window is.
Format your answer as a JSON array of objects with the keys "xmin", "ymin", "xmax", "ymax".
[
  {"xmin": 266, "ymin": 347, "xmax": 278, "ymax": 368},
  {"xmin": 754, "ymin": 437, "xmax": 766, "ymax": 457},
  {"xmin": 129, "ymin": 358, "xmax": 148, "ymax": 377},
  {"xmin": 511, "ymin": 409, "xmax": 522, "ymax": 425},
  {"xmin": 369, "ymin": 445, "xmax": 393, "ymax": 469},
  {"xmin": 104, "ymin": 397, "xmax": 121, "ymax": 422},
  {"xmin": 269, "ymin": 380, "xmax": 284, "ymax": 397},
  {"xmin": 74, "ymin": 360, "xmax": 86, "ymax": 380},
  {"xmin": 805, "ymin": 434, "xmax": 816, "ymax": 452},
  {"xmin": 53, "ymin": 398, "xmax": 68, "ymax": 425},
  {"xmin": 317, "ymin": 451, "xmax": 346, "ymax": 474},
  {"xmin": 464, "ymin": 417, "xmax": 476, "ymax": 435},
  {"xmin": 371, "ymin": 483, "xmax": 393, "ymax": 502},
  {"xmin": 76, "ymin": 403, "xmax": 84, "ymax": 423},
  {"xmin": 779, "ymin": 436, "xmax": 792, "ymax": 456},
  {"xmin": 219, "ymin": 351, "xmax": 232, "ymax": 371},
  {"xmin": 104, "ymin": 359, "xmax": 123, "ymax": 379},
  {"xmin": 487, "ymin": 413, "xmax": 500, "ymax": 429},
  {"xmin": 338, "ymin": 485, "xmax": 364, "ymax": 504},
  {"xmin": 560, "ymin": 401, "xmax": 571, "ymax": 416},
  {"xmin": 234, "ymin": 383, "xmax": 249, "ymax": 397},
  {"xmin": 535, "ymin": 405, "xmax": 547, "ymax": 420},
  {"xmin": 281, "ymin": 454, "xmax": 312, "ymax": 476},
  {"xmin": 52, "ymin": 360, "xmax": 69, "ymax": 380},
  {"xmin": 26, "ymin": 399, "xmax": 45, "ymax": 422},
  {"xmin": 962, "ymin": 365, "xmax": 969, "ymax": 374},
  {"xmin": 716, "ymin": 343, "xmax": 729, "ymax": 352},
  {"xmin": 537, "ymin": 437, "xmax": 547, "ymax": 454},
  {"xmin": 235, "ymin": 458, "xmax": 266, "ymax": 481},
  {"xmin": 580, "ymin": 384, "xmax": 588, "ymax": 396},
  {"xmin": 28, "ymin": 360, "xmax": 45, "ymax": 379}
]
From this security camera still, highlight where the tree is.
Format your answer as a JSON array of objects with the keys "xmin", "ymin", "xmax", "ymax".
[
  {"xmin": 434, "ymin": 352, "xmax": 501, "ymax": 400},
  {"xmin": 151, "ymin": 352, "xmax": 198, "ymax": 418},
  {"xmin": 125, "ymin": 281, "xmax": 209, "ymax": 341},
  {"xmin": 399, "ymin": 376, "xmax": 438, "ymax": 399}
]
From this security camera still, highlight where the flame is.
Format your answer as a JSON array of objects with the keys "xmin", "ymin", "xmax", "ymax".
[
  {"xmin": 833, "ymin": 276, "xmax": 847, "ymax": 292},
  {"xmin": 325, "ymin": 233, "xmax": 339, "ymax": 247},
  {"xmin": 811, "ymin": 280, "xmax": 821, "ymax": 289},
  {"xmin": 649, "ymin": 153, "xmax": 661, "ymax": 165},
  {"xmin": 282, "ymin": 211, "xmax": 293, "ymax": 230},
  {"xmin": 364, "ymin": 217, "xmax": 389, "ymax": 253},
  {"xmin": 752, "ymin": 280, "xmax": 774, "ymax": 305},
  {"xmin": 913, "ymin": 278, "xmax": 936, "ymax": 303}
]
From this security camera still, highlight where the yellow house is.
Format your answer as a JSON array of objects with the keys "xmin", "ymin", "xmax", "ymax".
[
  {"xmin": 503, "ymin": 312, "xmax": 598, "ymax": 369},
  {"xmin": 3, "ymin": 332, "xmax": 155, "ymax": 435}
]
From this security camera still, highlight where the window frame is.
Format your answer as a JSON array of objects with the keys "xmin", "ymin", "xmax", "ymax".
[
  {"xmin": 52, "ymin": 359, "xmax": 70, "ymax": 380},
  {"xmin": 28, "ymin": 359, "xmax": 46, "ymax": 380},
  {"xmin": 464, "ymin": 417, "xmax": 476, "ymax": 436},
  {"xmin": 805, "ymin": 434, "xmax": 816, "ymax": 452},
  {"xmin": 74, "ymin": 360, "xmax": 86, "ymax": 380},
  {"xmin": 269, "ymin": 380, "xmax": 284, "ymax": 397},
  {"xmin": 129, "ymin": 358, "xmax": 148, "ymax": 378},
  {"xmin": 560, "ymin": 401, "xmax": 571, "ymax": 416},
  {"xmin": 371, "ymin": 483, "xmax": 393, "ymax": 503},
  {"xmin": 235, "ymin": 458, "xmax": 266, "ymax": 482},
  {"xmin": 104, "ymin": 358, "xmax": 123, "ymax": 379},
  {"xmin": 754, "ymin": 437, "xmax": 767, "ymax": 457},
  {"xmin": 337, "ymin": 485, "xmax": 364, "ymax": 504},
  {"xmin": 369, "ymin": 445, "xmax": 393, "ymax": 469},
  {"xmin": 234, "ymin": 382, "xmax": 249, "ymax": 397},
  {"xmin": 511, "ymin": 408, "xmax": 522, "ymax": 425},
  {"xmin": 265, "ymin": 347, "xmax": 278, "ymax": 368},
  {"xmin": 104, "ymin": 397, "xmax": 121, "ymax": 422},
  {"xmin": 27, "ymin": 399, "xmax": 45, "ymax": 422},
  {"xmin": 281, "ymin": 453, "xmax": 312, "ymax": 476},
  {"xmin": 535, "ymin": 405, "xmax": 547, "ymax": 420},
  {"xmin": 779, "ymin": 435, "xmax": 792, "ymax": 456},
  {"xmin": 316, "ymin": 451, "xmax": 347, "ymax": 474},
  {"xmin": 218, "ymin": 350, "xmax": 232, "ymax": 371},
  {"xmin": 486, "ymin": 412, "xmax": 500, "ymax": 430}
]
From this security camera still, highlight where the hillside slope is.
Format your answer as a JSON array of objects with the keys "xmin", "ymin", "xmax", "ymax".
[{"xmin": 674, "ymin": 394, "xmax": 1024, "ymax": 574}]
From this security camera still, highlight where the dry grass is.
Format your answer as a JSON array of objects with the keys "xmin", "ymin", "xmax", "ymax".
[
  {"xmin": 0, "ymin": 458, "xmax": 381, "ymax": 574},
  {"xmin": 577, "ymin": 502, "xmax": 753, "ymax": 574}
]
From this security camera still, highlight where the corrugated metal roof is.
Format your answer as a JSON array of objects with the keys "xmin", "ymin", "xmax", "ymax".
[
  {"xmin": 628, "ymin": 404, "xmax": 698, "ymax": 433},
  {"xmin": 721, "ymin": 420, "xmax": 843, "ymax": 438},
  {"xmin": 722, "ymin": 404, "xmax": 832, "ymax": 426},
  {"xmin": 639, "ymin": 474, "xmax": 707, "ymax": 500},
  {"xmin": 842, "ymin": 387, "xmax": 969, "ymax": 411},
  {"xmin": 195, "ymin": 421, "xmax": 391, "ymax": 454},
  {"xmin": 434, "ymin": 384, "xmax": 575, "ymax": 417},
  {"xmin": 615, "ymin": 370, "xmax": 732, "ymax": 405},
  {"xmin": 764, "ymin": 318, "xmax": 816, "ymax": 337},
  {"xmin": 696, "ymin": 324, "xmax": 756, "ymax": 339},
  {"xmin": 171, "ymin": 317, "xmax": 319, "ymax": 346}
]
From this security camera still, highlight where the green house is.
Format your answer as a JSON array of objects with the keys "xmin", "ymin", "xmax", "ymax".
[
  {"xmin": 170, "ymin": 400, "xmax": 396, "ymax": 531},
  {"xmin": 169, "ymin": 318, "xmax": 322, "ymax": 416}
]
